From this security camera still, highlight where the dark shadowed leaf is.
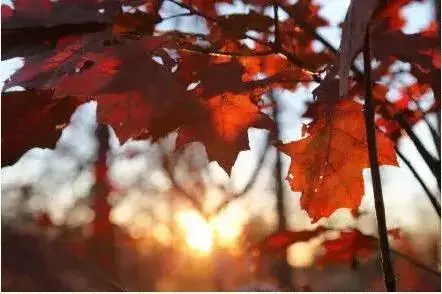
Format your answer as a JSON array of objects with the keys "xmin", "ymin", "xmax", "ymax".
[
  {"xmin": 250, "ymin": 226, "xmax": 328, "ymax": 253},
  {"xmin": 1, "ymin": 90, "xmax": 85, "ymax": 167}
]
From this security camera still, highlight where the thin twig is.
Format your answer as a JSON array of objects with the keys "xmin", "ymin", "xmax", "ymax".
[
  {"xmin": 328, "ymin": 224, "xmax": 441, "ymax": 277},
  {"xmin": 178, "ymin": 47, "xmax": 274, "ymax": 57},
  {"xmin": 375, "ymin": 126, "xmax": 441, "ymax": 216},
  {"xmin": 392, "ymin": 111, "xmax": 440, "ymax": 182},
  {"xmin": 161, "ymin": 12, "xmax": 193, "ymax": 21},
  {"xmin": 272, "ymin": 0, "xmax": 281, "ymax": 49},
  {"xmin": 396, "ymin": 147, "xmax": 441, "ymax": 216},
  {"xmin": 208, "ymin": 135, "xmax": 271, "ymax": 218},
  {"xmin": 411, "ymin": 101, "xmax": 440, "ymax": 148},
  {"xmin": 363, "ymin": 26, "xmax": 396, "ymax": 291},
  {"xmin": 159, "ymin": 145, "xmax": 207, "ymax": 219},
  {"xmin": 390, "ymin": 248, "xmax": 441, "ymax": 276},
  {"xmin": 398, "ymin": 79, "xmax": 441, "ymax": 161},
  {"xmin": 164, "ymin": 0, "xmax": 319, "ymax": 80}
]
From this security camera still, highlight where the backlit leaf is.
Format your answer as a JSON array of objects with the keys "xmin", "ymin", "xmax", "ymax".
[{"xmin": 277, "ymin": 99, "xmax": 398, "ymax": 222}]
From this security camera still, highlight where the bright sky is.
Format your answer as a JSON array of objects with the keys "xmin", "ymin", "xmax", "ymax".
[{"xmin": 1, "ymin": 0, "xmax": 440, "ymax": 256}]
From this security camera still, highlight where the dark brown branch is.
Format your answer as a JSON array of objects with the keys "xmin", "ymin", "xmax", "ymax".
[
  {"xmin": 317, "ymin": 223, "xmax": 442, "ymax": 277},
  {"xmin": 270, "ymin": 94, "xmax": 286, "ymax": 232},
  {"xmin": 165, "ymin": 0, "xmax": 218, "ymax": 23},
  {"xmin": 161, "ymin": 12, "xmax": 193, "ymax": 21},
  {"xmin": 403, "ymin": 86, "xmax": 441, "ymax": 160},
  {"xmin": 375, "ymin": 126, "xmax": 441, "ymax": 216},
  {"xmin": 396, "ymin": 146, "xmax": 441, "ymax": 216},
  {"xmin": 409, "ymin": 100, "xmax": 439, "ymax": 145},
  {"xmin": 270, "ymin": 93, "xmax": 293, "ymax": 291},
  {"xmin": 159, "ymin": 146, "xmax": 208, "ymax": 220},
  {"xmin": 435, "ymin": 0, "xmax": 441, "ymax": 162},
  {"xmin": 363, "ymin": 26, "xmax": 396, "ymax": 291},
  {"xmin": 389, "ymin": 78, "xmax": 440, "ymax": 178},
  {"xmin": 178, "ymin": 47, "xmax": 274, "ymax": 57},
  {"xmin": 164, "ymin": 0, "xmax": 319, "ymax": 80},
  {"xmin": 392, "ymin": 111, "xmax": 440, "ymax": 182},
  {"xmin": 266, "ymin": 1, "xmax": 440, "ymax": 192},
  {"xmin": 2, "ymin": 22, "xmax": 107, "ymax": 59},
  {"xmin": 435, "ymin": 0, "xmax": 441, "ymax": 39},
  {"xmin": 390, "ymin": 248, "xmax": 441, "ymax": 276},
  {"xmin": 272, "ymin": 0, "xmax": 281, "ymax": 49}
]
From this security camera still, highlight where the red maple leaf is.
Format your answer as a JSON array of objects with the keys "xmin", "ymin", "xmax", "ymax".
[
  {"xmin": 1, "ymin": 90, "xmax": 85, "ymax": 167},
  {"xmin": 317, "ymin": 229, "xmax": 402, "ymax": 267},
  {"xmin": 277, "ymin": 99, "xmax": 398, "ymax": 222},
  {"xmin": 176, "ymin": 93, "xmax": 275, "ymax": 174},
  {"xmin": 250, "ymin": 226, "xmax": 328, "ymax": 254}
]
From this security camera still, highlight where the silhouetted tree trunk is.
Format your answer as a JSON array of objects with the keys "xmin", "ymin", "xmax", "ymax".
[
  {"xmin": 88, "ymin": 124, "xmax": 118, "ymax": 282},
  {"xmin": 273, "ymin": 96, "xmax": 293, "ymax": 291}
]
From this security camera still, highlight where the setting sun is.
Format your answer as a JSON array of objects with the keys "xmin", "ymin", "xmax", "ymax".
[
  {"xmin": 176, "ymin": 211, "xmax": 214, "ymax": 256},
  {"xmin": 211, "ymin": 209, "xmax": 244, "ymax": 248},
  {"xmin": 175, "ymin": 208, "xmax": 245, "ymax": 255}
]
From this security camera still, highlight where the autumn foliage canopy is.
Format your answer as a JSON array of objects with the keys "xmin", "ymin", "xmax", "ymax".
[{"xmin": 1, "ymin": 0, "xmax": 440, "ymax": 244}]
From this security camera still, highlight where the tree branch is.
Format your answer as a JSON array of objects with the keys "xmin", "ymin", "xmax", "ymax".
[
  {"xmin": 403, "ymin": 85, "xmax": 441, "ymax": 162},
  {"xmin": 178, "ymin": 47, "xmax": 274, "ymax": 57},
  {"xmin": 164, "ymin": 0, "xmax": 320, "ymax": 81},
  {"xmin": 391, "ymin": 111, "xmax": 440, "ymax": 183},
  {"xmin": 363, "ymin": 26, "xmax": 396, "ymax": 292},
  {"xmin": 390, "ymin": 248, "xmax": 441, "ymax": 276},
  {"xmin": 1, "ymin": 22, "xmax": 107, "ymax": 59},
  {"xmin": 272, "ymin": 0, "xmax": 281, "ymax": 49},
  {"xmin": 159, "ymin": 146, "xmax": 208, "ymax": 220},
  {"xmin": 375, "ymin": 125, "xmax": 440, "ymax": 216},
  {"xmin": 396, "ymin": 146, "xmax": 441, "ymax": 216},
  {"xmin": 208, "ymin": 136, "xmax": 271, "ymax": 218},
  {"xmin": 270, "ymin": 92, "xmax": 293, "ymax": 291},
  {"xmin": 161, "ymin": 12, "xmax": 193, "ymax": 21}
]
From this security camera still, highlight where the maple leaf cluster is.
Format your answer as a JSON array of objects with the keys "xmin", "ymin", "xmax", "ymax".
[
  {"xmin": 250, "ymin": 226, "xmax": 402, "ymax": 267},
  {"xmin": 1, "ymin": 0, "xmax": 440, "ymax": 223}
]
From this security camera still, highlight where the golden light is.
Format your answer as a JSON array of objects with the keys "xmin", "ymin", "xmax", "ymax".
[
  {"xmin": 287, "ymin": 239, "xmax": 321, "ymax": 268},
  {"xmin": 176, "ymin": 211, "xmax": 214, "ymax": 256},
  {"xmin": 210, "ymin": 209, "xmax": 244, "ymax": 248},
  {"xmin": 152, "ymin": 223, "xmax": 172, "ymax": 246},
  {"xmin": 175, "ymin": 206, "xmax": 246, "ymax": 255}
]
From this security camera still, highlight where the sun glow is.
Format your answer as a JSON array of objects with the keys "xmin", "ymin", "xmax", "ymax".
[
  {"xmin": 211, "ymin": 209, "xmax": 244, "ymax": 248},
  {"xmin": 175, "ymin": 209, "xmax": 245, "ymax": 255},
  {"xmin": 287, "ymin": 238, "xmax": 322, "ymax": 268},
  {"xmin": 177, "ymin": 211, "xmax": 214, "ymax": 256}
]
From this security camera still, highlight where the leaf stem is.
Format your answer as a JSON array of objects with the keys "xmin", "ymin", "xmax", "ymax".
[{"xmin": 363, "ymin": 26, "xmax": 396, "ymax": 292}]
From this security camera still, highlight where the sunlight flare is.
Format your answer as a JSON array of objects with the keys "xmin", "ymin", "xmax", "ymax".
[{"xmin": 176, "ymin": 211, "xmax": 214, "ymax": 256}]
